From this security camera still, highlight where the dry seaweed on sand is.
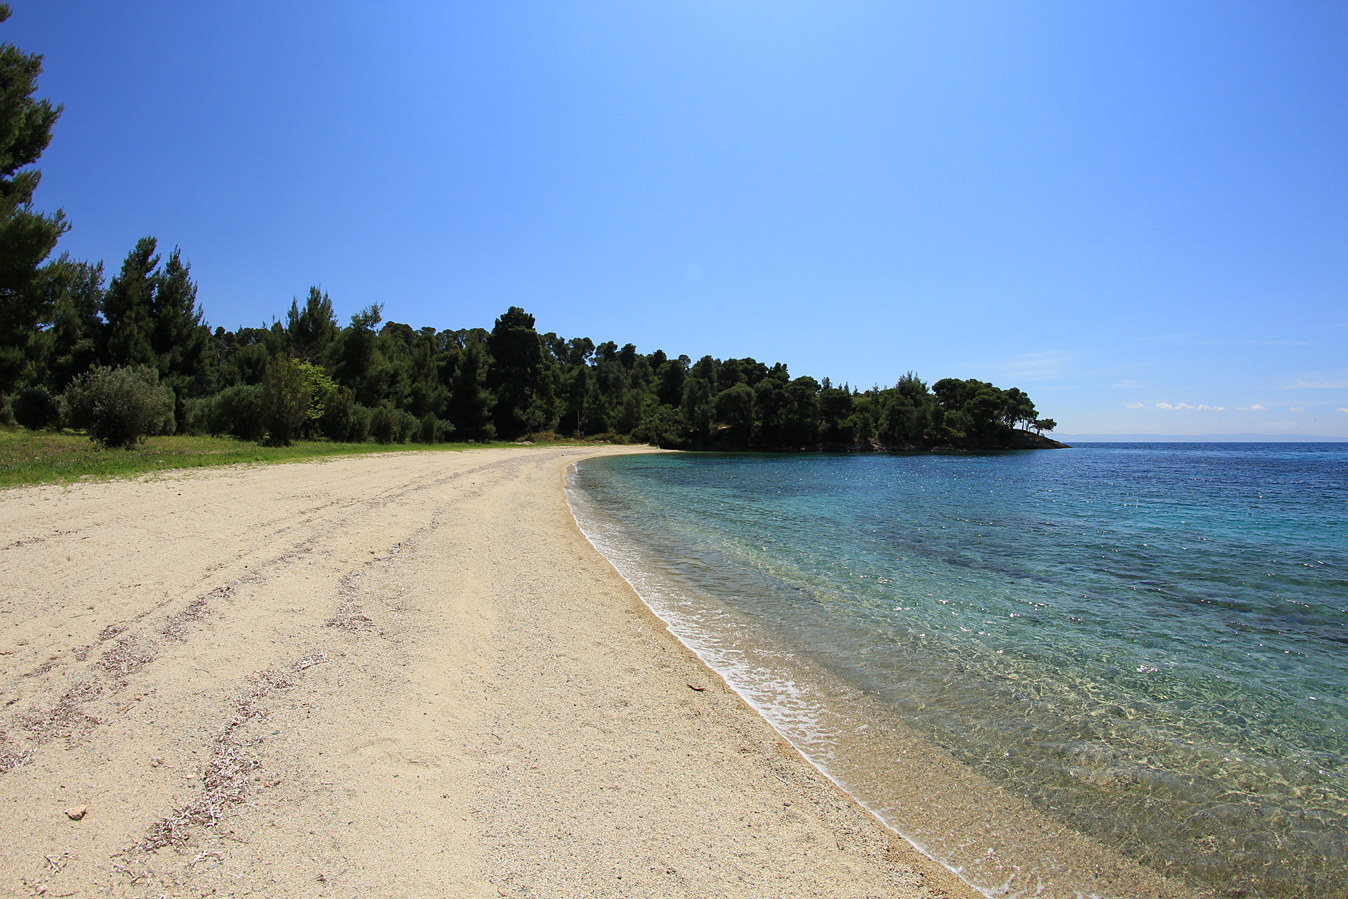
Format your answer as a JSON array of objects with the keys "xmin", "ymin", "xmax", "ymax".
[{"xmin": 141, "ymin": 668, "xmax": 293, "ymax": 851}]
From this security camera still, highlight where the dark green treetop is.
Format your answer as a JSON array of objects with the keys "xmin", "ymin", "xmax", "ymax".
[
  {"xmin": 285, "ymin": 286, "xmax": 338, "ymax": 362},
  {"xmin": 0, "ymin": 2, "xmax": 67, "ymax": 391}
]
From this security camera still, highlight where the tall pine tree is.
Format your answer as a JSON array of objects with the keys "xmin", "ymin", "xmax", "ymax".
[{"xmin": 0, "ymin": 3, "xmax": 66, "ymax": 392}]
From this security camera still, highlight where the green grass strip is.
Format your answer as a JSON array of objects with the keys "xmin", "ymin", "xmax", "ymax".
[{"xmin": 0, "ymin": 428, "xmax": 581, "ymax": 490}]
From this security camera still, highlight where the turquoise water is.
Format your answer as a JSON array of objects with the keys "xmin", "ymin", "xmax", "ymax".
[{"xmin": 566, "ymin": 445, "xmax": 1348, "ymax": 899}]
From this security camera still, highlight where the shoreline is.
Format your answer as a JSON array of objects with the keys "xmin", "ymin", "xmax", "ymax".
[
  {"xmin": 565, "ymin": 454, "xmax": 1212, "ymax": 899},
  {"xmin": 1, "ymin": 446, "xmax": 979, "ymax": 898}
]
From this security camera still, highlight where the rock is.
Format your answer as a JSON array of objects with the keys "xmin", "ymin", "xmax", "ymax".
[{"xmin": 65, "ymin": 805, "xmax": 87, "ymax": 821}]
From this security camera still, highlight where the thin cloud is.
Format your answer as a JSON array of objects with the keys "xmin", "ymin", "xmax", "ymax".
[
  {"xmin": 1283, "ymin": 370, "xmax": 1348, "ymax": 390},
  {"xmin": 1156, "ymin": 402, "xmax": 1226, "ymax": 412},
  {"xmin": 1006, "ymin": 351, "xmax": 1070, "ymax": 382},
  {"xmin": 1291, "ymin": 407, "xmax": 1305, "ymax": 413},
  {"xmin": 1236, "ymin": 405, "xmax": 1267, "ymax": 411},
  {"xmin": 1134, "ymin": 334, "xmax": 1307, "ymax": 347},
  {"xmin": 1195, "ymin": 339, "xmax": 1308, "ymax": 347},
  {"xmin": 1124, "ymin": 402, "xmax": 1146, "ymax": 409},
  {"xmin": 1339, "ymin": 408, "xmax": 1348, "ymax": 415}
]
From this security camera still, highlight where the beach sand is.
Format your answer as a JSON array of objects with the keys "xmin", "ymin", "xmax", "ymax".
[{"xmin": 0, "ymin": 445, "xmax": 981, "ymax": 898}]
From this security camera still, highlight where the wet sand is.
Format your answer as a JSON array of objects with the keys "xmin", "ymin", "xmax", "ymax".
[{"xmin": 0, "ymin": 446, "xmax": 981, "ymax": 898}]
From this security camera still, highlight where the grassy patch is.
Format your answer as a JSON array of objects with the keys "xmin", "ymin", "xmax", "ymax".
[{"xmin": 0, "ymin": 427, "xmax": 584, "ymax": 489}]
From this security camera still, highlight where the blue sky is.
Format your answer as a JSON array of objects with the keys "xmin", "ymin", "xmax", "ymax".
[{"xmin": 8, "ymin": 1, "xmax": 1346, "ymax": 436}]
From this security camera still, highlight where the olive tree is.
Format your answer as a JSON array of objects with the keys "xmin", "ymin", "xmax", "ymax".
[{"xmin": 64, "ymin": 365, "xmax": 175, "ymax": 447}]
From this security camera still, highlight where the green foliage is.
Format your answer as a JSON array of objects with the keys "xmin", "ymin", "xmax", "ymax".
[
  {"xmin": 0, "ymin": 6, "xmax": 67, "ymax": 392},
  {"xmin": 487, "ymin": 306, "xmax": 554, "ymax": 440},
  {"xmin": 151, "ymin": 247, "xmax": 208, "ymax": 388},
  {"xmin": 779, "ymin": 376, "xmax": 821, "ymax": 446},
  {"xmin": 368, "ymin": 405, "xmax": 416, "ymax": 444},
  {"xmin": 680, "ymin": 376, "xmax": 714, "ymax": 442},
  {"xmin": 318, "ymin": 385, "xmax": 356, "ymax": 441},
  {"xmin": 0, "ymin": 192, "xmax": 1056, "ymax": 455},
  {"xmin": 102, "ymin": 238, "xmax": 159, "ymax": 369},
  {"xmin": 394, "ymin": 408, "xmax": 418, "ymax": 443},
  {"xmin": 205, "ymin": 384, "xmax": 266, "ymax": 441},
  {"xmin": 42, "ymin": 256, "xmax": 104, "ymax": 390},
  {"xmin": 12, "ymin": 383, "xmax": 57, "ymax": 429},
  {"xmin": 714, "ymin": 382, "xmax": 754, "ymax": 438},
  {"xmin": 654, "ymin": 356, "xmax": 687, "ymax": 407},
  {"xmin": 348, "ymin": 403, "xmax": 373, "ymax": 443},
  {"xmin": 181, "ymin": 395, "xmax": 213, "ymax": 435},
  {"xmin": 260, "ymin": 355, "xmax": 311, "ymax": 445},
  {"xmin": 415, "ymin": 412, "xmax": 452, "ymax": 444},
  {"xmin": 285, "ymin": 286, "xmax": 338, "ymax": 361},
  {"xmin": 818, "ymin": 384, "xmax": 854, "ymax": 442},
  {"xmin": 632, "ymin": 402, "xmax": 685, "ymax": 449},
  {"xmin": 334, "ymin": 303, "xmax": 383, "ymax": 404},
  {"xmin": 370, "ymin": 404, "xmax": 395, "ymax": 444},
  {"xmin": 64, "ymin": 365, "xmax": 175, "ymax": 447}
]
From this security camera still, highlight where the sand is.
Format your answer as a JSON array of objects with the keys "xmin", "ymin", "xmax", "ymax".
[{"xmin": 0, "ymin": 445, "xmax": 982, "ymax": 899}]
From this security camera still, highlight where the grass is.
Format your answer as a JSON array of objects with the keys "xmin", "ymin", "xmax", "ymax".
[{"xmin": 0, "ymin": 427, "xmax": 598, "ymax": 490}]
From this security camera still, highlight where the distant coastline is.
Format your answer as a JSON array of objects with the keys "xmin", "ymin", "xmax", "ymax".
[
  {"xmin": 795, "ymin": 428, "xmax": 1068, "ymax": 453},
  {"xmin": 1055, "ymin": 432, "xmax": 1347, "ymax": 443}
]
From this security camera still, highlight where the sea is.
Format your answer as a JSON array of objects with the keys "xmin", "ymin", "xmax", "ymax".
[{"xmin": 564, "ymin": 443, "xmax": 1347, "ymax": 899}]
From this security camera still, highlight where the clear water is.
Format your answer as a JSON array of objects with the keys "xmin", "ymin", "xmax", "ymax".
[{"xmin": 565, "ymin": 445, "xmax": 1348, "ymax": 899}]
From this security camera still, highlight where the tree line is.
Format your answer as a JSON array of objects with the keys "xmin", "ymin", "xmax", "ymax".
[
  {"xmin": 1, "ymin": 6, "xmax": 1055, "ymax": 450},
  {"xmin": 7, "ymin": 242, "xmax": 1058, "ymax": 450}
]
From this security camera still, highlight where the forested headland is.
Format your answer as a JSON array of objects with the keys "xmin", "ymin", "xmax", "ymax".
[
  {"xmin": 5, "ymin": 261, "xmax": 1063, "ymax": 452},
  {"xmin": 1, "ymin": 6, "xmax": 1060, "ymax": 454}
]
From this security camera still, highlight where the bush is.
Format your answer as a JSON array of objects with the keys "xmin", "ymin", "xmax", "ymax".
[
  {"xmin": 416, "ymin": 412, "xmax": 438, "ymax": 444},
  {"xmin": 261, "ymin": 355, "xmax": 311, "ymax": 445},
  {"xmin": 181, "ymin": 396, "xmax": 214, "ymax": 435},
  {"xmin": 207, "ymin": 385, "xmax": 266, "ymax": 441},
  {"xmin": 65, "ymin": 366, "xmax": 176, "ymax": 447},
  {"xmin": 370, "ymin": 405, "xmax": 396, "ymax": 444},
  {"xmin": 393, "ymin": 409, "xmax": 418, "ymax": 444},
  {"xmin": 319, "ymin": 386, "xmax": 355, "ymax": 442},
  {"xmin": 633, "ymin": 405, "xmax": 686, "ymax": 449},
  {"xmin": 348, "ymin": 404, "xmax": 372, "ymax": 443},
  {"xmin": 12, "ymin": 385, "xmax": 60, "ymax": 430}
]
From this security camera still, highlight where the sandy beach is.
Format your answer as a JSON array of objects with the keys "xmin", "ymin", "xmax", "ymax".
[{"xmin": 0, "ymin": 445, "xmax": 981, "ymax": 898}]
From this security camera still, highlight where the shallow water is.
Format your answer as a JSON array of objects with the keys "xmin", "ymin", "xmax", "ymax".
[{"xmin": 566, "ymin": 444, "xmax": 1348, "ymax": 898}]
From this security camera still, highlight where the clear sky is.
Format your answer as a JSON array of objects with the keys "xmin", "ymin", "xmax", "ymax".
[{"xmin": 8, "ymin": 1, "xmax": 1347, "ymax": 436}]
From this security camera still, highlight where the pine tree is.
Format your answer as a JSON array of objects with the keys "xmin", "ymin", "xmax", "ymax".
[
  {"xmin": 103, "ymin": 237, "xmax": 159, "ymax": 369},
  {"xmin": 0, "ymin": 3, "xmax": 67, "ymax": 391}
]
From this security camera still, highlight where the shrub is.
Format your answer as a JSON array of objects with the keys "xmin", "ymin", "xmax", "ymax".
[
  {"xmin": 370, "ymin": 405, "xmax": 395, "ymax": 444},
  {"xmin": 416, "ymin": 412, "xmax": 438, "ymax": 444},
  {"xmin": 181, "ymin": 396, "xmax": 214, "ymax": 435},
  {"xmin": 319, "ymin": 386, "xmax": 354, "ymax": 441},
  {"xmin": 633, "ymin": 405, "xmax": 686, "ymax": 448},
  {"xmin": 207, "ymin": 385, "xmax": 266, "ymax": 441},
  {"xmin": 12, "ymin": 385, "xmax": 60, "ymax": 430},
  {"xmin": 393, "ymin": 409, "xmax": 418, "ymax": 444},
  {"xmin": 348, "ymin": 404, "xmax": 372, "ymax": 443},
  {"xmin": 260, "ymin": 355, "xmax": 310, "ymax": 446},
  {"xmin": 65, "ymin": 366, "xmax": 176, "ymax": 447}
]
